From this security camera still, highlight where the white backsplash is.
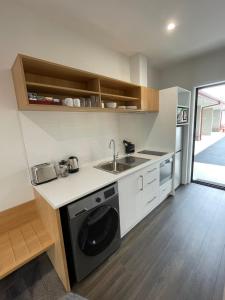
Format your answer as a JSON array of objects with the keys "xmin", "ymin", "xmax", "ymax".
[{"xmin": 20, "ymin": 111, "xmax": 153, "ymax": 170}]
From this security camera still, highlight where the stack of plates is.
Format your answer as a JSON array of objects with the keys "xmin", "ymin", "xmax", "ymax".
[
  {"xmin": 117, "ymin": 105, "xmax": 137, "ymax": 110},
  {"xmin": 126, "ymin": 106, "xmax": 137, "ymax": 110},
  {"xmin": 106, "ymin": 102, "xmax": 117, "ymax": 108}
]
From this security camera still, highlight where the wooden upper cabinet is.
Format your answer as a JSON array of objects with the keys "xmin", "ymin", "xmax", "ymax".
[
  {"xmin": 11, "ymin": 54, "xmax": 159, "ymax": 113},
  {"xmin": 11, "ymin": 55, "xmax": 29, "ymax": 110},
  {"xmin": 140, "ymin": 86, "xmax": 159, "ymax": 112}
]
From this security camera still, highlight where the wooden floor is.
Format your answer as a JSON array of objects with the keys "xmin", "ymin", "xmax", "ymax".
[
  {"xmin": 75, "ymin": 183, "xmax": 225, "ymax": 300},
  {"xmin": 1, "ymin": 183, "xmax": 225, "ymax": 300},
  {"xmin": 0, "ymin": 254, "xmax": 66, "ymax": 300}
]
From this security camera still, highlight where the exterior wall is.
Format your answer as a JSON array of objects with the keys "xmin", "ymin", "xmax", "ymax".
[
  {"xmin": 212, "ymin": 110, "xmax": 221, "ymax": 131},
  {"xmin": 195, "ymin": 106, "xmax": 202, "ymax": 140},
  {"xmin": 202, "ymin": 108, "xmax": 213, "ymax": 135}
]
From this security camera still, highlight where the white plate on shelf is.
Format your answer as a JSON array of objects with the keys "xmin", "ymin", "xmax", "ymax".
[{"xmin": 126, "ymin": 106, "xmax": 137, "ymax": 110}]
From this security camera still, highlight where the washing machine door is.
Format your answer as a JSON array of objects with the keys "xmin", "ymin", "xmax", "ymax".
[{"xmin": 78, "ymin": 205, "xmax": 119, "ymax": 256}]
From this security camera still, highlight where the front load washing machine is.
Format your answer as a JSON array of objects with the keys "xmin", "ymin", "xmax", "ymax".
[{"xmin": 66, "ymin": 182, "xmax": 121, "ymax": 282}]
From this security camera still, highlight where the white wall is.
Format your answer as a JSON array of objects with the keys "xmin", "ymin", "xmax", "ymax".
[
  {"xmin": 130, "ymin": 54, "xmax": 148, "ymax": 86},
  {"xmin": 1, "ymin": 2, "xmax": 130, "ymax": 78},
  {"xmin": 19, "ymin": 111, "xmax": 150, "ymax": 170},
  {"xmin": 129, "ymin": 54, "xmax": 160, "ymax": 88},
  {"xmin": 0, "ymin": 66, "xmax": 33, "ymax": 211},
  {"xmin": 160, "ymin": 47, "xmax": 225, "ymax": 90},
  {"xmin": 0, "ymin": 2, "xmax": 142, "ymax": 211},
  {"xmin": 148, "ymin": 64, "xmax": 160, "ymax": 89}
]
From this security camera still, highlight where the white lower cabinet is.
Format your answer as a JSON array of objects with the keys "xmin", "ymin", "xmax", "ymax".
[
  {"xmin": 118, "ymin": 168, "xmax": 142, "ymax": 237},
  {"xmin": 159, "ymin": 179, "xmax": 172, "ymax": 204},
  {"xmin": 138, "ymin": 179, "xmax": 159, "ymax": 221},
  {"xmin": 118, "ymin": 163, "xmax": 160, "ymax": 237}
]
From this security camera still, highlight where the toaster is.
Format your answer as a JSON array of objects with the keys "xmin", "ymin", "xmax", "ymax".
[{"xmin": 31, "ymin": 163, "xmax": 58, "ymax": 185}]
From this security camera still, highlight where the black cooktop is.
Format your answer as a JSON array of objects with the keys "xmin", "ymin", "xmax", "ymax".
[{"xmin": 138, "ymin": 150, "xmax": 168, "ymax": 156}]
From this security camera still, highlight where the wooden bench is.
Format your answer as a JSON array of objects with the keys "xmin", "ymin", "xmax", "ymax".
[{"xmin": 0, "ymin": 194, "xmax": 70, "ymax": 291}]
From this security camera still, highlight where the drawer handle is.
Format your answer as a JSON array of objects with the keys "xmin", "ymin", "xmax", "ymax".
[
  {"xmin": 139, "ymin": 175, "xmax": 144, "ymax": 191},
  {"xmin": 147, "ymin": 196, "xmax": 157, "ymax": 204},
  {"xmin": 147, "ymin": 168, "xmax": 157, "ymax": 173},
  {"xmin": 148, "ymin": 178, "xmax": 157, "ymax": 185}
]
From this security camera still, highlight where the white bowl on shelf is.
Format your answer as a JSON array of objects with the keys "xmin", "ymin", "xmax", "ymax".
[{"xmin": 106, "ymin": 102, "xmax": 117, "ymax": 108}]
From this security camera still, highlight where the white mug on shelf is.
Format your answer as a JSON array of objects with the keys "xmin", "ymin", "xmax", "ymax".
[
  {"xmin": 63, "ymin": 98, "xmax": 74, "ymax": 107},
  {"xmin": 73, "ymin": 98, "xmax": 81, "ymax": 107}
]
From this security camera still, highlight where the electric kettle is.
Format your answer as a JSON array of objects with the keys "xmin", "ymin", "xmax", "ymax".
[{"xmin": 67, "ymin": 156, "xmax": 79, "ymax": 173}]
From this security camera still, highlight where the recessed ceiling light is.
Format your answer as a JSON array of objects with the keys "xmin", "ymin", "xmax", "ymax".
[{"xmin": 167, "ymin": 22, "xmax": 176, "ymax": 31}]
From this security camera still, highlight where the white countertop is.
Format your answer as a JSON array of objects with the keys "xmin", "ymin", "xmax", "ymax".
[{"xmin": 34, "ymin": 151, "xmax": 173, "ymax": 209}]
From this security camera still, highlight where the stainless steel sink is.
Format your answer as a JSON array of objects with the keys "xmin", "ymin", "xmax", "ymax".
[
  {"xmin": 95, "ymin": 161, "xmax": 132, "ymax": 174},
  {"xmin": 95, "ymin": 156, "xmax": 150, "ymax": 174},
  {"xmin": 117, "ymin": 156, "xmax": 150, "ymax": 167}
]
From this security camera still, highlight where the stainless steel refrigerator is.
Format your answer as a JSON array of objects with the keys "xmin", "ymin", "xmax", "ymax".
[{"xmin": 175, "ymin": 126, "xmax": 183, "ymax": 189}]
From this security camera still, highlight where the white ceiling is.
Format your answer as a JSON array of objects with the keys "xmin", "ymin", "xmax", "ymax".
[{"xmin": 17, "ymin": 0, "xmax": 225, "ymax": 67}]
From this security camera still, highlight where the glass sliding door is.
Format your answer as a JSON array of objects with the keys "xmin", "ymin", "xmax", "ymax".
[{"xmin": 192, "ymin": 83, "xmax": 225, "ymax": 189}]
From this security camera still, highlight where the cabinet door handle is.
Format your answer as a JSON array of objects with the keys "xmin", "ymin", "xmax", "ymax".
[
  {"xmin": 147, "ymin": 196, "xmax": 157, "ymax": 204},
  {"xmin": 147, "ymin": 168, "xmax": 157, "ymax": 173},
  {"xmin": 148, "ymin": 178, "xmax": 157, "ymax": 185},
  {"xmin": 139, "ymin": 175, "xmax": 144, "ymax": 191}
]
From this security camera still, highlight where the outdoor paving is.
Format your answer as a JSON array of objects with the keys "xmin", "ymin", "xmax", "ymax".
[{"xmin": 193, "ymin": 132, "xmax": 225, "ymax": 186}]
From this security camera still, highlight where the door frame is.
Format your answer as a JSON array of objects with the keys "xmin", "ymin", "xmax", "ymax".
[{"xmin": 191, "ymin": 82, "xmax": 225, "ymax": 191}]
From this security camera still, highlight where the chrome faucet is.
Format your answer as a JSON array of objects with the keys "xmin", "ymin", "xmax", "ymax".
[{"xmin": 109, "ymin": 139, "xmax": 118, "ymax": 168}]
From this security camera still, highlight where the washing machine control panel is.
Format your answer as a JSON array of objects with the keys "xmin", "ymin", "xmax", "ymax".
[{"xmin": 67, "ymin": 182, "xmax": 118, "ymax": 218}]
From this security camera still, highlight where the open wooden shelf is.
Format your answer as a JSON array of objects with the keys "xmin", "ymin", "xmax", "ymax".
[
  {"xmin": 26, "ymin": 82, "xmax": 100, "ymax": 97},
  {"xmin": 17, "ymin": 103, "xmax": 146, "ymax": 113},
  {"xmin": 12, "ymin": 54, "xmax": 159, "ymax": 113},
  {"xmin": 0, "ymin": 198, "xmax": 70, "ymax": 291},
  {"xmin": 0, "ymin": 218, "xmax": 54, "ymax": 279},
  {"xmin": 101, "ymin": 93, "xmax": 139, "ymax": 102},
  {"xmin": 102, "ymin": 108, "xmax": 144, "ymax": 113}
]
